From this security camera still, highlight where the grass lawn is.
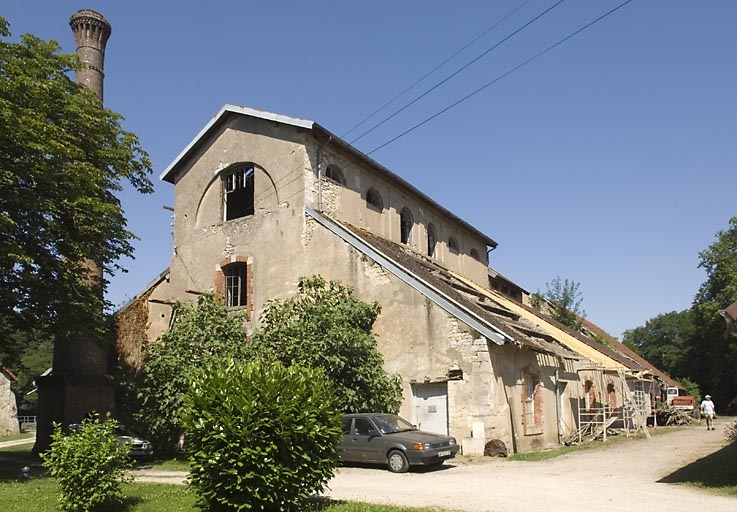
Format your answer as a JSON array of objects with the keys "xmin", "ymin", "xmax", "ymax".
[{"xmin": 0, "ymin": 445, "xmax": 441, "ymax": 511}]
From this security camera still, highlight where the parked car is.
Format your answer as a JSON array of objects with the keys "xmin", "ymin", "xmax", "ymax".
[
  {"xmin": 115, "ymin": 425, "xmax": 154, "ymax": 460},
  {"xmin": 340, "ymin": 413, "xmax": 459, "ymax": 473},
  {"xmin": 68, "ymin": 423, "xmax": 154, "ymax": 460}
]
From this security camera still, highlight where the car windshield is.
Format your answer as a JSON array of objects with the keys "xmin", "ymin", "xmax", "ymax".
[{"xmin": 371, "ymin": 414, "xmax": 416, "ymax": 434}]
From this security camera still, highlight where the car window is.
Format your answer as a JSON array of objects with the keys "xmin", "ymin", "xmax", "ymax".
[
  {"xmin": 342, "ymin": 417, "xmax": 352, "ymax": 435},
  {"xmin": 372, "ymin": 414, "xmax": 415, "ymax": 433},
  {"xmin": 354, "ymin": 418, "xmax": 373, "ymax": 436}
]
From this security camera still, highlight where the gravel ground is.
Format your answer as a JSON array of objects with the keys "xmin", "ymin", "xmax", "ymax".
[
  {"xmin": 324, "ymin": 423, "xmax": 736, "ymax": 512},
  {"xmin": 123, "ymin": 423, "xmax": 736, "ymax": 512}
]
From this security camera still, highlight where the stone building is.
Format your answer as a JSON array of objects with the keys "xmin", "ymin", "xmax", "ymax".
[
  {"xmin": 0, "ymin": 365, "xmax": 20, "ymax": 437},
  {"xmin": 120, "ymin": 104, "xmax": 661, "ymax": 453}
]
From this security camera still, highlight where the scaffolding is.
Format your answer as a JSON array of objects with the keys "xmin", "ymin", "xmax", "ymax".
[{"xmin": 565, "ymin": 366, "xmax": 650, "ymax": 445}]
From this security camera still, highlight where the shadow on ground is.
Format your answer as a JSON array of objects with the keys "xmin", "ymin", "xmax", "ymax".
[{"xmin": 658, "ymin": 441, "xmax": 737, "ymax": 490}]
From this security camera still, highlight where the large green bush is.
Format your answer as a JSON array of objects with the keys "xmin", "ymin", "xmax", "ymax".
[
  {"xmin": 182, "ymin": 358, "xmax": 342, "ymax": 511},
  {"xmin": 250, "ymin": 275, "xmax": 403, "ymax": 413},
  {"xmin": 135, "ymin": 293, "xmax": 249, "ymax": 454},
  {"xmin": 41, "ymin": 415, "xmax": 132, "ymax": 512}
]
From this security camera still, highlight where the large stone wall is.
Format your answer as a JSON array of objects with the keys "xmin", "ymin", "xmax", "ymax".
[{"xmin": 0, "ymin": 373, "xmax": 19, "ymax": 436}]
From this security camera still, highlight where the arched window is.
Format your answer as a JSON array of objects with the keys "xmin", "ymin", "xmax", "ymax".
[
  {"xmin": 470, "ymin": 248, "xmax": 481, "ymax": 261},
  {"xmin": 366, "ymin": 188, "xmax": 383, "ymax": 211},
  {"xmin": 448, "ymin": 236, "xmax": 459, "ymax": 254},
  {"xmin": 223, "ymin": 166, "xmax": 254, "ymax": 221},
  {"xmin": 400, "ymin": 208, "xmax": 413, "ymax": 245},
  {"xmin": 427, "ymin": 223, "xmax": 437, "ymax": 257},
  {"xmin": 325, "ymin": 165, "xmax": 345, "ymax": 185}
]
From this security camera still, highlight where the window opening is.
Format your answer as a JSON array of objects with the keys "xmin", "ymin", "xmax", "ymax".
[
  {"xmin": 427, "ymin": 223, "xmax": 437, "ymax": 257},
  {"xmin": 223, "ymin": 262, "xmax": 247, "ymax": 308},
  {"xmin": 224, "ymin": 166, "xmax": 254, "ymax": 221},
  {"xmin": 470, "ymin": 248, "xmax": 480, "ymax": 261},
  {"xmin": 523, "ymin": 372, "xmax": 543, "ymax": 434},
  {"xmin": 448, "ymin": 236, "xmax": 459, "ymax": 254},
  {"xmin": 325, "ymin": 165, "xmax": 345, "ymax": 185},
  {"xmin": 366, "ymin": 188, "xmax": 383, "ymax": 211},
  {"xmin": 400, "ymin": 208, "xmax": 413, "ymax": 245}
]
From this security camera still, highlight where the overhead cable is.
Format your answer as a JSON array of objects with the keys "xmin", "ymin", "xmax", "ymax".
[
  {"xmin": 349, "ymin": 0, "xmax": 567, "ymax": 145},
  {"xmin": 340, "ymin": 0, "xmax": 532, "ymax": 139},
  {"xmin": 366, "ymin": 0, "xmax": 635, "ymax": 156}
]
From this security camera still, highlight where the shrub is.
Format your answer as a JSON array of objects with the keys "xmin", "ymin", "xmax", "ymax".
[
  {"xmin": 41, "ymin": 414, "xmax": 132, "ymax": 512},
  {"xmin": 135, "ymin": 293, "xmax": 249, "ymax": 454},
  {"xmin": 726, "ymin": 420, "xmax": 737, "ymax": 443},
  {"xmin": 182, "ymin": 358, "xmax": 342, "ymax": 511}
]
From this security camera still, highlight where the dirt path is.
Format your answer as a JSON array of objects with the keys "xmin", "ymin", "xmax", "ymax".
[{"xmin": 324, "ymin": 424, "xmax": 736, "ymax": 512}]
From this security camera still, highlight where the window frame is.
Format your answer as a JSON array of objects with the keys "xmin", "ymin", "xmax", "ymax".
[
  {"xmin": 223, "ymin": 166, "xmax": 255, "ymax": 221},
  {"xmin": 400, "ymin": 207, "xmax": 413, "ymax": 245},
  {"xmin": 366, "ymin": 188, "xmax": 383, "ymax": 211}
]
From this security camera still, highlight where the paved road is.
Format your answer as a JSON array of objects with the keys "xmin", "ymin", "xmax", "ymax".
[{"xmin": 0, "ymin": 436, "xmax": 35, "ymax": 449}]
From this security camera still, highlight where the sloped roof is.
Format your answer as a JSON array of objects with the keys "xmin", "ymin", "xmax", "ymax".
[
  {"xmin": 160, "ymin": 104, "xmax": 497, "ymax": 248},
  {"xmin": 580, "ymin": 318, "xmax": 679, "ymax": 387},
  {"xmin": 0, "ymin": 364, "xmax": 17, "ymax": 382},
  {"xmin": 445, "ymin": 270, "xmax": 645, "ymax": 372},
  {"xmin": 308, "ymin": 207, "xmax": 581, "ymax": 361}
]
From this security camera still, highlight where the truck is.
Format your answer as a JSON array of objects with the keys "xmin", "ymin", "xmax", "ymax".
[{"xmin": 666, "ymin": 387, "xmax": 696, "ymax": 411}]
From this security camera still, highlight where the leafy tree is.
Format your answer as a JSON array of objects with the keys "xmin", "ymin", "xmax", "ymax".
[
  {"xmin": 16, "ymin": 337, "xmax": 54, "ymax": 414},
  {"xmin": 622, "ymin": 310, "xmax": 694, "ymax": 378},
  {"xmin": 0, "ymin": 17, "xmax": 153, "ymax": 341},
  {"xmin": 688, "ymin": 217, "xmax": 737, "ymax": 406},
  {"xmin": 183, "ymin": 358, "xmax": 342, "ymax": 511},
  {"xmin": 532, "ymin": 277, "xmax": 586, "ymax": 331},
  {"xmin": 250, "ymin": 275, "xmax": 403, "ymax": 413},
  {"xmin": 135, "ymin": 293, "xmax": 248, "ymax": 453}
]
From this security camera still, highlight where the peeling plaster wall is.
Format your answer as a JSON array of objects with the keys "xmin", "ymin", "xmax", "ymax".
[
  {"xmin": 140, "ymin": 115, "xmax": 570, "ymax": 454},
  {"xmin": 305, "ymin": 138, "xmax": 491, "ymax": 288}
]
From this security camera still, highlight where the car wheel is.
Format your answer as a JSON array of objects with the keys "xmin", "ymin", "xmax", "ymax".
[{"xmin": 387, "ymin": 450, "xmax": 409, "ymax": 473}]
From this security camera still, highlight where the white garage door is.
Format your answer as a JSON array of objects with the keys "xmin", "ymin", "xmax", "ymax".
[{"xmin": 411, "ymin": 382, "xmax": 449, "ymax": 435}]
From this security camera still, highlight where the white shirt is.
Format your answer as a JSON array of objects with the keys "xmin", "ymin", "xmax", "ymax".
[{"xmin": 701, "ymin": 399, "xmax": 715, "ymax": 415}]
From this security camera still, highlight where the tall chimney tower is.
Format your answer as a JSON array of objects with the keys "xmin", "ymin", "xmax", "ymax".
[
  {"xmin": 69, "ymin": 9, "xmax": 111, "ymax": 100},
  {"xmin": 34, "ymin": 9, "xmax": 115, "ymax": 455}
]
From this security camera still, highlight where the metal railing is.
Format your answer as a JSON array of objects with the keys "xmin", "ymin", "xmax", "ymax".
[{"xmin": 18, "ymin": 416, "xmax": 37, "ymax": 430}]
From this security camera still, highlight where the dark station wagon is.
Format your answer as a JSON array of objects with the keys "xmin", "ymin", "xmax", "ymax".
[{"xmin": 340, "ymin": 413, "xmax": 459, "ymax": 473}]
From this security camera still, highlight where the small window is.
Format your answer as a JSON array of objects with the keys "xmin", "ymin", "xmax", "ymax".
[
  {"xmin": 427, "ymin": 224, "xmax": 437, "ymax": 257},
  {"xmin": 366, "ymin": 188, "xmax": 383, "ymax": 211},
  {"xmin": 223, "ymin": 262, "xmax": 247, "ymax": 308},
  {"xmin": 470, "ymin": 248, "xmax": 480, "ymax": 261},
  {"xmin": 522, "ymin": 372, "xmax": 543, "ymax": 435},
  {"xmin": 400, "ymin": 208, "xmax": 413, "ymax": 245},
  {"xmin": 325, "ymin": 165, "xmax": 345, "ymax": 185},
  {"xmin": 223, "ymin": 166, "xmax": 254, "ymax": 221},
  {"xmin": 448, "ymin": 236, "xmax": 459, "ymax": 254},
  {"xmin": 354, "ymin": 418, "xmax": 373, "ymax": 436}
]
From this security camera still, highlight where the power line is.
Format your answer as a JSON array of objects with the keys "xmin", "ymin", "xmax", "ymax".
[
  {"xmin": 349, "ymin": 0, "xmax": 567, "ymax": 145},
  {"xmin": 340, "ymin": 0, "xmax": 532, "ymax": 139},
  {"xmin": 366, "ymin": 0, "xmax": 634, "ymax": 156}
]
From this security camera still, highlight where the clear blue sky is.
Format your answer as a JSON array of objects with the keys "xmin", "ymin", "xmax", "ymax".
[{"xmin": 4, "ymin": 1, "xmax": 735, "ymax": 339}]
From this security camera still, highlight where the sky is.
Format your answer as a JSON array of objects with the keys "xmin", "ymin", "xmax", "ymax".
[{"xmin": 3, "ymin": 1, "xmax": 735, "ymax": 339}]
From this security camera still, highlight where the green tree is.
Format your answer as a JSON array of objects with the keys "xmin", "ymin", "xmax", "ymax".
[
  {"xmin": 16, "ymin": 337, "xmax": 54, "ymax": 414},
  {"xmin": 251, "ymin": 275, "xmax": 403, "ymax": 413},
  {"xmin": 532, "ymin": 277, "xmax": 586, "ymax": 331},
  {"xmin": 0, "ymin": 17, "xmax": 153, "ymax": 341},
  {"xmin": 688, "ymin": 217, "xmax": 737, "ymax": 406},
  {"xmin": 622, "ymin": 310, "xmax": 694, "ymax": 378},
  {"xmin": 135, "ymin": 293, "xmax": 248, "ymax": 453}
]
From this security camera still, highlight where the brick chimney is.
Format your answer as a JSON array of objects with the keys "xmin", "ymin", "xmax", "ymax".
[{"xmin": 69, "ymin": 9, "xmax": 111, "ymax": 100}]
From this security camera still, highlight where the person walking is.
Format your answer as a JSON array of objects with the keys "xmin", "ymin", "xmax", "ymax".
[{"xmin": 700, "ymin": 394, "xmax": 716, "ymax": 430}]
